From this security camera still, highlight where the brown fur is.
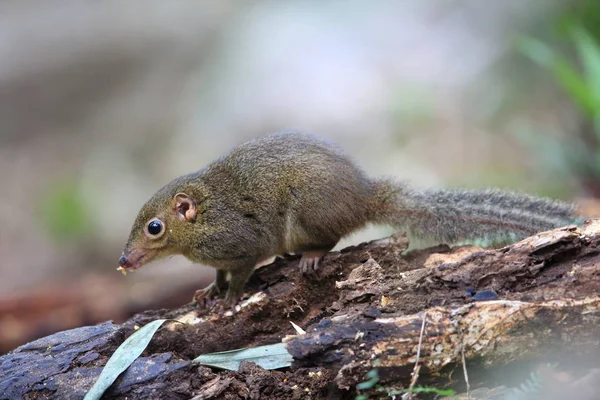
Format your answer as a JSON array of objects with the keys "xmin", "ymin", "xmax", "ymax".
[{"xmin": 120, "ymin": 132, "xmax": 582, "ymax": 305}]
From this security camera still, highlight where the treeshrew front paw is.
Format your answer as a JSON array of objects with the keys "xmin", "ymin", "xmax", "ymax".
[{"xmin": 193, "ymin": 281, "xmax": 222, "ymax": 308}]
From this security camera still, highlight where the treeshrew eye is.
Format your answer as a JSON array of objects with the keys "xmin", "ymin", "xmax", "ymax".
[{"xmin": 146, "ymin": 219, "xmax": 164, "ymax": 237}]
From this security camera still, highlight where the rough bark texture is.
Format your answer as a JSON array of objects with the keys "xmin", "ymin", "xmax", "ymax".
[{"xmin": 1, "ymin": 220, "xmax": 599, "ymax": 400}]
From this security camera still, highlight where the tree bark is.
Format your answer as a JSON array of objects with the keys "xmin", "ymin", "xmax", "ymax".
[{"xmin": 2, "ymin": 220, "xmax": 599, "ymax": 399}]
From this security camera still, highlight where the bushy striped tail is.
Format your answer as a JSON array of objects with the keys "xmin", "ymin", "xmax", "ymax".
[{"xmin": 370, "ymin": 179, "xmax": 583, "ymax": 245}]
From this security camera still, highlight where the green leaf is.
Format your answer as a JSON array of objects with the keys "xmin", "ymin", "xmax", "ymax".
[
  {"xmin": 84, "ymin": 319, "xmax": 167, "ymax": 400},
  {"xmin": 517, "ymin": 36, "xmax": 557, "ymax": 67},
  {"xmin": 408, "ymin": 386, "xmax": 456, "ymax": 395},
  {"xmin": 572, "ymin": 26, "xmax": 600, "ymax": 109},
  {"xmin": 386, "ymin": 386, "xmax": 457, "ymax": 396},
  {"xmin": 571, "ymin": 25, "xmax": 600, "ymax": 142},
  {"xmin": 356, "ymin": 369, "xmax": 379, "ymax": 390},
  {"xmin": 193, "ymin": 342, "xmax": 293, "ymax": 371},
  {"xmin": 517, "ymin": 36, "xmax": 596, "ymax": 117}
]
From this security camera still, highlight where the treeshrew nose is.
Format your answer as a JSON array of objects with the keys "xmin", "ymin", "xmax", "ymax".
[{"xmin": 118, "ymin": 255, "xmax": 131, "ymax": 268}]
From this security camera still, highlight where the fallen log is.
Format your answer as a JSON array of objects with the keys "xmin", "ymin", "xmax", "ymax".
[{"xmin": 1, "ymin": 220, "xmax": 599, "ymax": 399}]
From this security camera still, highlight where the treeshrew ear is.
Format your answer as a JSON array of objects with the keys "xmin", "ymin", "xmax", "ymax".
[{"xmin": 172, "ymin": 192, "xmax": 197, "ymax": 222}]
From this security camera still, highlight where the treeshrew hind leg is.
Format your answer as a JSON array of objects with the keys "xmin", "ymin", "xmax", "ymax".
[{"xmin": 299, "ymin": 248, "xmax": 331, "ymax": 274}]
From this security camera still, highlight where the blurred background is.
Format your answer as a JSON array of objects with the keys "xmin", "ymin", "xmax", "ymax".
[{"xmin": 1, "ymin": 0, "xmax": 599, "ymax": 353}]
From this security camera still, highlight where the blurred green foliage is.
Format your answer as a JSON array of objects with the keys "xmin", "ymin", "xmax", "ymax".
[
  {"xmin": 556, "ymin": 1, "xmax": 600, "ymax": 43},
  {"xmin": 516, "ymin": 19, "xmax": 600, "ymax": 196},
  {"xmin": 518, "ymin": 26, "xmax": 600, "ymax": 125},
  {"xmin": 39, "ymin": 180, "xmax": 92, "ymax": 242}
]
